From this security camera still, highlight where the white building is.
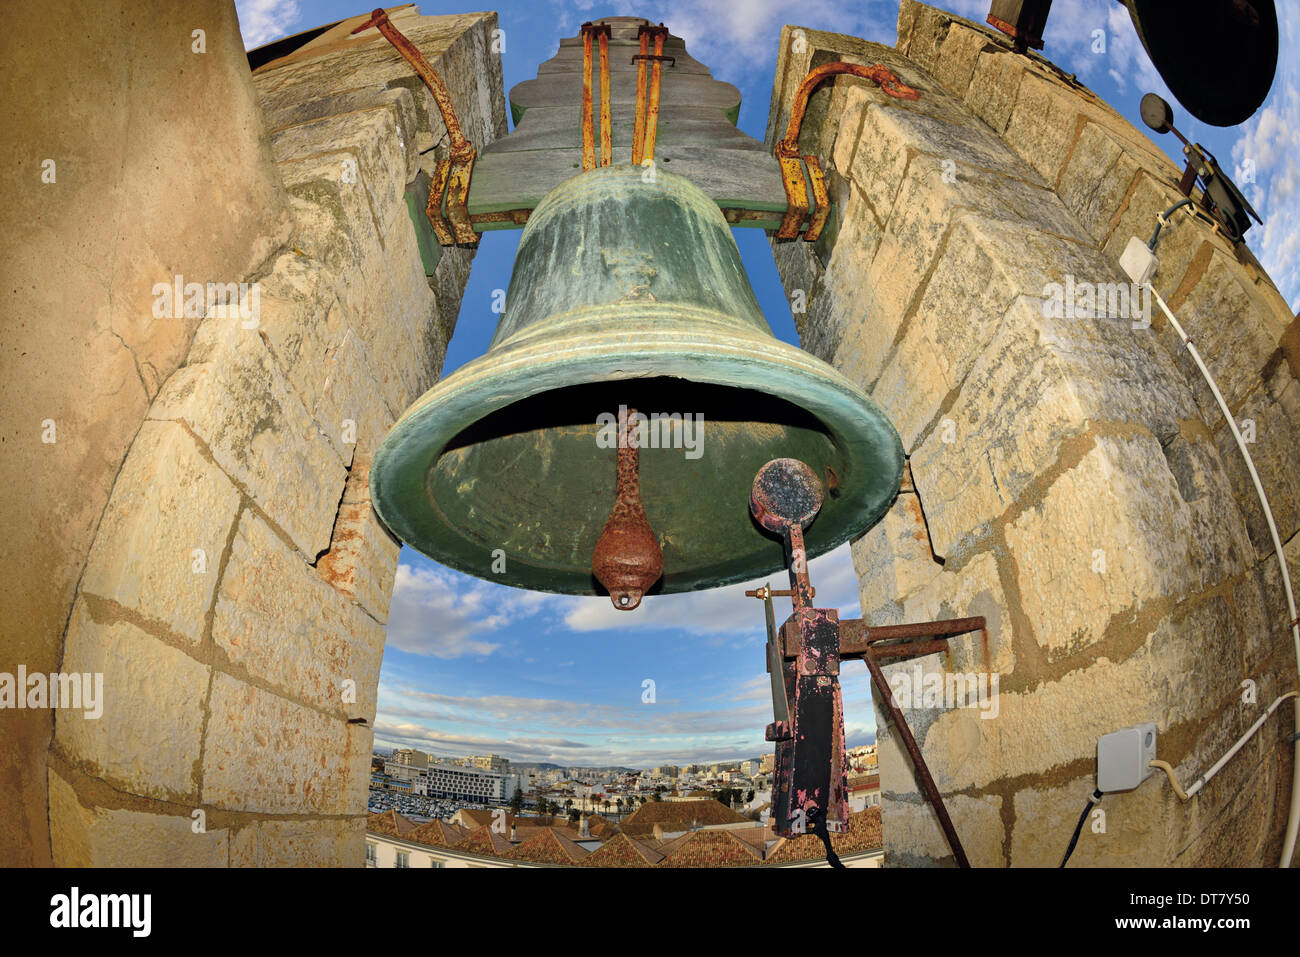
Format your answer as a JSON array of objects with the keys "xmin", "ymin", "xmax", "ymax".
[{"xmin": 422, "ymin": 761, "xmax": 511, "ymax": 802}]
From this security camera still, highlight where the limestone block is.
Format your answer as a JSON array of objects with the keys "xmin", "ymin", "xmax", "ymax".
[
  {"xmin": 910, "ymin": 596, "xmax": 1241, "ymax": 795},
  {"xmin": 1214, "ymin": 368, "xmax": 1300, "ymax": 557},
  {"xmin": 269, "ymin": 101, "xmax": 415, "ymax": 223},
  {"xmin": 864, "ymin": 152, "xmax": 1087, "ymax": 372},
  {"xmin": 311, "ymin": 326, "xmax": 395, "ymax": 464},
  {"xmin": 1233, "ymin": 533, "xmax": 1300, "ymax": 675},
  {"xmin": 252, "ymin": 253, "xmax": 352, "ymax": 435},
  {"xmin": 49, "ymin": 771, "xmax": 228, "ymax": 868},
  {"xmin": 330, "ymin": 201, "xmax": 442, "ymax": 419},
  {"xmin": 150, "ymin": 316, "xmax": 347, "ymax": 560},
  {"xmin": 932, "ymin": 23, "xmax": 994, "ymax": 99},
  {"xmin": 851, "ymin": 490, "xmax": 943, "ymax": 622},
  {"xmin": 212, "ymin": 511, "xmax": 384, "ymax": 723},
  {"xmin": 1010, "ymin": 774, "xmax": 1179, "ymax": 867},
  {"xmin": 1005, "ymin": 432, "xmax": 1200, "ymax": 657},
  {"xmin": 229, "ymin": 817, "xmax": 365, "ymax": 867},
  {"xmin": 815, "ymin": 187, "xmax": 888, "ymax": 379},
  {"xmin": 1003, "ymin": 72, "xmax": 1100, "ymax": 184},
  {"xmin": 1157, "ymin": 431, "xmax": 1255, "ymax": 589},
  {"xmin": 1168, "ymin": 248, "xmax": 1291, "ymax": 421},
  {"xmin": 262, "ymin": 85, "xmax": 419, "ymax": 163},
  {"xmin": 872, "ymin": 213, "xmax": 1131, "ymax": 449},
  {"xmin": 898, "ymin": 0, "xmax": 953, "ymax": 70},
  {"xmin": 901, "ymin": 550, "xmax": 1016, "ymax": 677},
  {"xmin": 1055, "ymin": 122, "xmax": 1133, "ymax": 244},
  {"xmin": 279, "ymin": 163, "xmax": 385, "ymax": 287},
  {"xmin": 879, "ymin": 792, "xmax": 1004, "ymax": 867},
  {"xmin": 317, "ymin": 448, "xmax": 402, "ymax": 623},
  {"xmin": 79, "ymin": 420, "xmax": 240, "ymax": 645},
  {"xmin": 202, "ymin": 674, "xmax": 372, "ymax": 815},
  {"xmin": 909, "ymin": 294, "xmax": 1207, "ymax": 559},
  {"xmin": 54, "ymin": 599, "xmax": 209, "ymax": 802},
  {"xmin": 963, "ymin": 46, "xmax": 1025, "ymax": 133}
]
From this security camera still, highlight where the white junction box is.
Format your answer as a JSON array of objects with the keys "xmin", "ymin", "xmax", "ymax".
[
  {"xmin": 1120, "ymin": 235, "xmax": 1159, "ymax": 285},
  {"xmin": 1097, "ymin": 722, "xmax": 1158, "ymax": 793}
]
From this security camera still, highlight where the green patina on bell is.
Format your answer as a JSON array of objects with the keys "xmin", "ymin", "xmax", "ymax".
[{"xmin": 371, "ymin": 164, "xmax": 904, "ymax": 599}]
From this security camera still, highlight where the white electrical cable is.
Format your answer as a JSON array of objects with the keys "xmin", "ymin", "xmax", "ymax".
[
  {"xmin": 1150, "ymin": 693, "xmax": 1299, "ymax": 801},
  {"xmin": 1147, "ymin": 284, "xmax": 1300, "ymax": 867}
]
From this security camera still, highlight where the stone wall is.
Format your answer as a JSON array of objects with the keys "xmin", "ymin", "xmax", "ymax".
[
  {"xmin": 767, "ymin": 2, "xmax": 1299, "ymax": 866},
  {"xmin": 0, "ymin": 0, "xmax": 294, "ymax": 867},
  {"xmin": 40, "ymin": 7, "xmax": 506, "ymax": 866}
]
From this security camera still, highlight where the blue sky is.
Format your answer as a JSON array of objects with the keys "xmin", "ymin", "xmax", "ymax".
[{"xmin": 237, "ymin": 0, "xmax": 1299, "ymax": 767}]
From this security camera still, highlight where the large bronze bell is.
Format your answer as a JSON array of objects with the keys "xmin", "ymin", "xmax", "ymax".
[{"xmin": 370, "ymin": 165, "xmax": 903, "ymax": 606}]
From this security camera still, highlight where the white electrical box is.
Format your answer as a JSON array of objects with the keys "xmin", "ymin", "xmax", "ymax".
[
  {"xmin": 1097, "ymin": 722, "xmax": 1158, "ymax": 792},
  {"xmin": 1120, "ymin": 235, "xmax": 1159, "ymax": 286}
]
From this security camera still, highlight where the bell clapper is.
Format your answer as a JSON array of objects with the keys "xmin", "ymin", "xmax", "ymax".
[{"xmin": 592, "ymin": 405, "xmax": 664, "ymax": 610}]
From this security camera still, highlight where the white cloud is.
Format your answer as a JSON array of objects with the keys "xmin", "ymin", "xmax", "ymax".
[
  {"xmin": 1231, "ymin": 4, "xmax": 1300, "ymax": 309},
  {"xmin": 235, "ymin": 0, "xmax": 302, "ymax": 50},
  {"xmin": 385, "ymin": 563, "xmax": 558, "ymax": 658}
]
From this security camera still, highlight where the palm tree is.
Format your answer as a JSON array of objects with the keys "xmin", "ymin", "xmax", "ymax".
[{"xmin": 616, "ymin": 797, "xmax": 624, "ymax": 817}]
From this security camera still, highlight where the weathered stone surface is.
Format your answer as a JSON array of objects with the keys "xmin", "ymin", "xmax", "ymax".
[
  {"xmin": 870, "ymin": 214, "xmax": 1111, "ymax": 449},
  {"xmin": 79, "ymin": 420, "xmax": 240, "ymax": 645},
  {"xmin": 202, "ymin": 675, "xmax": 371, "ymax": 815},
  {"xmin": 1215, "ymin": 366, "xmax": 1300, "ymax": 555},
  {"xmin": 311, "ymin": 326, "xmax": 394, "ymax": 465},
  {"xmin": 150, "ymin": 316, "xmax": 347, "ymax": 560},
  {"xmin": 1055, "ymin": 121, "xmax": 1132, "ymax": 244},
  {"xmin": 1005, "ymin": 432, "xmax": 1201, "ymax": 657},
  {"xmin": 908, "ymin": 596, "xmax": 1240, "ymax": 795},
  {"xmin": 1233, "ymin": 532, "xmax": 1300, "ymax": 676},
  {"xmin": 902, "ymin": 550, "xmax": 1016, "ymax": 678},
  {"xmin": 931, "ymin": 22, "xmax": 994, "ymax": 99},
  {"xmin": 317, "ymin": 449, "xmax": 402, "ymax": 623},
  {"xmin": 878, "ymin": 792, "xmax": 1003, "ymax": 867},
  {"xmin": 1168, "ymin": 249, "xmax": 1291, "ymax": 420},
  {"xmin": 851, "ymin": 487, "xmax": 942, "ymax": 623},
  {"xmin": 229, "ymin": 816, "xmax": 365, "ymax": 867},
  {"xmin": 49, "ymin": 771, "xmax": 228, "ymax": 867},
  {"xmin": 963, "ymin": 45, "xmax": 1024, "ymax": 133},
  {"xmin": 909, "ymin": 294, "xmax": 1207, "ymax": 559},
  {"xmin": 54, "ymin": 599, "xmax": 209, "ymax": 802},
  {"xmin": 279, "ymin": 157, "xmax": 387, "ymax": 283},
  {"xmin": 807, "ymin": 186, "xmax": 886, "ymax": 375},
  {"xmin": 1010, "ymin": 774, "xmax": 1177, "ymax": 867},
  {"xmin": 212, "ymin": 511, "xmax": 384, "ymax": 723}
]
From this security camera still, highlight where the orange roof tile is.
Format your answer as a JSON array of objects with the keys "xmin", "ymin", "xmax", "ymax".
[
  {"xmin": 506, "ymin": 827, "xmax": 591, "ymax": 865},
  {"xmin": 582, "ymin": 832, "xmax": 665, "ymax": 868},
  {"xmin": 658, "ymin": 829, "xmax": 763, "ymax": 868}
]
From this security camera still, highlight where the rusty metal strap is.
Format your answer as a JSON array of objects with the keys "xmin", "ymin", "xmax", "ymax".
[
  {"xmin": 774, "ymin": 62, "xmax": 919, "ymax": 241},
  {"xmin": 633, "ymin": 23, "xmax": 669, "ymax": 165},
  {"xmin": 580, "ymin": 23, "xmax": 613, "ymax": 170},
  {"xmin": 581, "ymin": 24, "xmax": 595, "ymax": 170},
  {"xmin": 353, "ymin": 8, "xmax": 477, "ymax": 245}
]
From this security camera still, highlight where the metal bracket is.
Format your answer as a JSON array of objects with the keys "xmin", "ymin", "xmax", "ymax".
[
  {"xmin": 774, "ymin": 62, "xmax": 919, "ymax": 241},
  {"xmin": 354, "ymin": 8, "xmax": 478, "ymax": 246}
]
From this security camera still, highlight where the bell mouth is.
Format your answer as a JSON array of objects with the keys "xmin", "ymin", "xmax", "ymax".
[{"xmin": 371, "ymin": 319, "xmax": 904, "ymax": 599}]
